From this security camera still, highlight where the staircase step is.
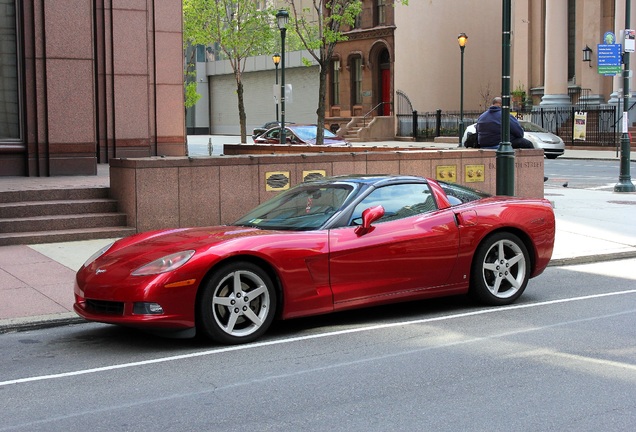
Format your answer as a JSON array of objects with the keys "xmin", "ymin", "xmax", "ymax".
[
  {"xmin": 0, "ymin": 227, "xmax": 137, "ymax": 247},
  {"xmin": 0, "ymin": 185, "xmax": 135, "ymax": 246},
  {"xmin": 0, "ymin": 213, "xmax": 128, "ymax": 234},
  {"xmin": 0, "ymin": 199, "xmax": 117, "ymax": 218},
  {"xmin": 0, "ymin": 187, "xmax": 109, "ymax": 204}
]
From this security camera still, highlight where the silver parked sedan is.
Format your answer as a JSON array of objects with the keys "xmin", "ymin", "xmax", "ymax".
[{"xmin": 462, "ymin": 120, "xmax": 565, "ymax": 159}]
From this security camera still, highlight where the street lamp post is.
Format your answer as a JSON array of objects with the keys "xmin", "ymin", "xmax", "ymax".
[
  {"xmin": 276, "ymin": 10, "xmax": 289, "ymax": 144},
  {"xmin": 496, "ymin": 0, "xmax": 515, "ymax": 196},
  {"xmin": 458, "ymin": 33, "xmax": 468, "ymax": 147},
  {"xmin": 615, "ymin": 0, "xmax": 635, "ymax": 192},
  {"xmin": 272, "ymin": 53, "xmax": 281, "ymax": 122}
]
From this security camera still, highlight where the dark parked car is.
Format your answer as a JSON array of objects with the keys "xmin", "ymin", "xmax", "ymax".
[
  {"xmin": 254, "ymin": 124, "xmax": 350, "ymax": 146},
  {"xmin": 252, "ymin": 121, "xmax": 295, "ymax": 140}
]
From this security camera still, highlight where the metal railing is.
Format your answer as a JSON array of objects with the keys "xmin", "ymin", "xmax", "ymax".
[
  {"xmin": 363, "ymin": 101, "xmax": 392, "ymax": 126},
  {"xmin": 529, "ymin": 106, "xmax": 617, "ymax": 147},
  {"xmin": 397, "ymin": 106, "xmax": 618, "ymax": 147}
]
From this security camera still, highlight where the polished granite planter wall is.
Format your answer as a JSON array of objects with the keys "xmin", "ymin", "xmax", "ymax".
[{"xmin": 109, "ymin": 148, "xmax": 546, "ymax": 232}]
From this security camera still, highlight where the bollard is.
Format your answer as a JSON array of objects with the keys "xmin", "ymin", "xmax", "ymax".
[
  {"xmin": 208, "ymin": 138, "xmax": 212, "ymax": 156},
  {"xmin": 435, "ymin": 109, "xmax": 442, "ymax": 137},
  {"xmin": 412, "ymin": 110, "xmax": 418, "ymax": 141}
]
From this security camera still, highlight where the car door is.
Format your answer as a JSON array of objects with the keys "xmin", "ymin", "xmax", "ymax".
[{"xmin": 328, "ymin": 183, "xmax": 460, "ymax": 306}]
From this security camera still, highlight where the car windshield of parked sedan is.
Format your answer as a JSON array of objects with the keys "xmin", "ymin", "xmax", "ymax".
[
  {"xmin": 234, "ymin": 184, "xmax": 355, "ymax": 230},
  {"xmin": 292, "ymin": 126, "xmax": 338, "ymax": 141},
  {"xmin": 519, "ymin": 121, "xmax": 550, "ymax": 133}
]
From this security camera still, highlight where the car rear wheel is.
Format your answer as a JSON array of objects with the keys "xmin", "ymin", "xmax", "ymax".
[
  {"xmin": 198, "ymin": 262, "xmax": 277, "ymax": 344},
  {"xmin": 470, "ymin": 232, "xmax": 530, "ymax": 305}
]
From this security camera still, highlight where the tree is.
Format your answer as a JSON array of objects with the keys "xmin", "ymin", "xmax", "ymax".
[
  {"xmin": 183, "ymin": 0, "xmax": 273, "ymax": 142},
  {"xmin": 284, "ymin": 0, "xmax": 408, "ymax": 145}
]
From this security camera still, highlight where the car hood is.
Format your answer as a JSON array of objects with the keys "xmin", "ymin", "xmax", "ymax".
[
  {"xmin": 87, "ymin": 226, "xmax": 277, "ymax": 272},
  {"xmin": 525, "ymin": 131, "xmax": 562, "ymax": 144}
]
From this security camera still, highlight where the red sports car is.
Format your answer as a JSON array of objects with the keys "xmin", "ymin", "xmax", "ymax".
[{"xmin": 74, "ymin": 175, "xmax": 555, "ymax": 344}]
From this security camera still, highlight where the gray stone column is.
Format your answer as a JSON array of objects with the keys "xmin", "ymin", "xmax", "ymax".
[{"xmin": 540, "ymin": 0, "xmax": 571, "ymax": 106}]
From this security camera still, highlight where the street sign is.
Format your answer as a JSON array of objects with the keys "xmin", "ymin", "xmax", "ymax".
[
  {"xmin": 597, "ymin": 43, "xmax": 622, "ymax": 75},
  {"xmin": 272, "ymin": 84, "xmax": 293, "ymax": 104},
  {"xmin": 625, "ymin": 29, "xmax": 635, "ymax": 52}
]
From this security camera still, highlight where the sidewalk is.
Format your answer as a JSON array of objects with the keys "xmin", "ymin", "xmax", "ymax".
[{"xmin": 1, "ymin": 140, "xmax": 636, "ymax": 332}]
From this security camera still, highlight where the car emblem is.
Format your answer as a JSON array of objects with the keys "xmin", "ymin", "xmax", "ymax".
[{"xmin": 95, "ymin": 268, "xmax": 107, "ymax": 274}]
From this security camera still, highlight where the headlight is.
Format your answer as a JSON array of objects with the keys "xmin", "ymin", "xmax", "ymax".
[
  {"xmin": 131, "ymin": 250, "xmax": 195, "ymax": 276},
  {"xmin": 83, "ymin": 242, "xmax": 114, "ymax": 268}
]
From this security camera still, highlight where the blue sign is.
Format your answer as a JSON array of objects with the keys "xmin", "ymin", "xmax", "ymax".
[{"xmin": 597, "ymin": 43, "xmax": 622, "ymax": 75}]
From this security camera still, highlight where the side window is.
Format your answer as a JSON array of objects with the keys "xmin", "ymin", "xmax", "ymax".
[{"xmin": 350, "ymin": 183, "xmax": 437, "ymax": 225}]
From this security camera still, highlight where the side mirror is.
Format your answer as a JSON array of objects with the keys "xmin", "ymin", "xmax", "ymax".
[{"xmin": 354, "ymin": 205, "xmax": 384, "ymax": 236}]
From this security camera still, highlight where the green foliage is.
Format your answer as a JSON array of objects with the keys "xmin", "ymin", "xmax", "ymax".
[
  {"xmin": 183, "ymin": 0, "xmax": 273, "ymax": 62},
  {"xmin": 285, "ymin": 0, "xmax": 362, "ymax": 64},
  {"xmin": 511, "ymin": 82, "xmax": 526, "ymax": 98},
  {"xmin": 183, "ymin": 0, "xmax": 278, "ymax": 142},
  {"xmin": 184, "ymin": 81, "xmax": 201, "ymax": 109}
]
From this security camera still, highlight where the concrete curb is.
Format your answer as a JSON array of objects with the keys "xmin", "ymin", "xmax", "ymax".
[
  {"xmin": 547, "ymin": 250, "xmax": 636, "ymax": 267},
  {"xmin": 0, "ymin": 312, "xmax": 84, "ymax": 334}
]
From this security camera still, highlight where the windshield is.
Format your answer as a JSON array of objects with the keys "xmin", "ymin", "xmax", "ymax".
[
  {"xmin": 293, "ymin": 126, "xmax": 337, "ymax": 140},
  {"xmin": 519, "ymin": 121, "xmax": 549, "ymax": 133},
  {"xmin": 234, "ymin": 183, "xmax": 354, "ymax": 230}
]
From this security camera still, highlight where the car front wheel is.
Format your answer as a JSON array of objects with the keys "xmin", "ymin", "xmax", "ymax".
[
  {"xmin": 198, "ymin": 262, "xmax": 277, "ymax": 344},
  {"xmin": 470, "ymin": 232, "xmax": 530, "ymax": 305}
]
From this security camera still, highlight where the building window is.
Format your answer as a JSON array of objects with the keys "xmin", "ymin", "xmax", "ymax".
[
  {"xmin": 196, "ymin": 45, "xmax": 206, "ymax": 63},
  {"xmin": 0, "ymin": 0, "xmax": 21, "ymax": 141},
  {"xmin": 376, "ymin": 0, "xmax": 386, "ymax": 26},
  {"xmin": 351, "ymin": 56, "xmax": 362, "ymax": 105},
  {"xmin": 567, "ymin": 0, "xmax": 575, "ymax": 81},
  {"xmin": 331, "ymin": 59, "xmax": 340, "ymax": 105},
  {"xmin": 353, "ymin": 12, "xmax": 362, "ymax": 29}
]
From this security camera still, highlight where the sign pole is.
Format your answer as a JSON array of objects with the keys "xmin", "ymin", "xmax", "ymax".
[
  {"xmin": 496, "ymin": 0, "xmax": 515, "ymax": 196},
  {"xmin": 615, "ymin": 2, "xmax": 635, "ymax": 192}
]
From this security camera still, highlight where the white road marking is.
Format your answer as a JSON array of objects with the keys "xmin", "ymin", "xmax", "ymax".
[{"xmin": 2, "ymin": 289, "xmax": 636, "ymax": 388}]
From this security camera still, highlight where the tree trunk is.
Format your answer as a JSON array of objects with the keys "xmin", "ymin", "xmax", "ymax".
[
  {"xmin": 315, "ymin": 62, "xmax": 328, "ymax": 145},
  {"xmin": 237, "ymin": 78, "xmax": 247, "ymax": 143}
]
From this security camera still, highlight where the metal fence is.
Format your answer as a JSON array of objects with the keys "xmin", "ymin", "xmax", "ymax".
[
  {"xmin": 528, "ymin": 106, "xmax": 617, "ymax": 147},
  {"xmin": 397, "ymin": 106, "xmax": 618, "ymax": 147}
]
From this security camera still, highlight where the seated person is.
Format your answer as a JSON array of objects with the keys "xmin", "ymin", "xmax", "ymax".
[{"xmin": 476, "ymin": 97, "xmax": 533, "ymax": 149}]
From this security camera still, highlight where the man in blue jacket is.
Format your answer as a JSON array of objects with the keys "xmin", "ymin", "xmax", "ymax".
[{"xmin": 476, "ymin": 97, "xmax": 533, "ymax": 149}]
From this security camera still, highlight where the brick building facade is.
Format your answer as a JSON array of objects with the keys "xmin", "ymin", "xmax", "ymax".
[{"xmin": 0, "ymin": 0, "xmax": 185, "ymax": 177}]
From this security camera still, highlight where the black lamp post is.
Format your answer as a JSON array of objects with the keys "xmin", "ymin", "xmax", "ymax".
[
  {"xmin": 497, "ymin": 0, "xmax": 515, "ymax": 196},
  {"xmin": 276, "ymin": 9, "xmax": 289, "ymax": 144},
  {"xmin": 458, "ymin": 33, "xmax": 468, "ymax": 147},
  {"xmin": 272, "ymin": 53, "xmax": 281, "ymax": 122},
  {"xmin": 615, "ymin": 1, "xmax": 635, "ymax": 192}
]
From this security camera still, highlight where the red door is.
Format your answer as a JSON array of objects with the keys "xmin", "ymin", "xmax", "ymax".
[
  {"xmin": 381, "ymin": 68, "xmax": 391, "ymax": 115},
  {"xmin": 328, "ymin": 212, "xmax": 460, "ymax": 308}
]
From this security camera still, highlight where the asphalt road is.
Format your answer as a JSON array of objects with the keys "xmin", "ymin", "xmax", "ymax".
[
  {"xmin": 545, "ymin": 158, "xmax": 636, "ymax": 190},
  {"xmin": 1, "ymin": 259, "xmax": 635, "ymax": 431}
]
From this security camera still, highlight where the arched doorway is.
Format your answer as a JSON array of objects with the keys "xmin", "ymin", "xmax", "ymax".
[{"xmin": 375, "ymin": 48, "xmax": 391, "ymax": 116}]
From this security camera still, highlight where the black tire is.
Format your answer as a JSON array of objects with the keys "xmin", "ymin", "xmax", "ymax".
[
  {"xmin": 198, "ymin": 261, "xmax": 277, "ymax": 344},
  {"xmin": 470, "ymin": 232, "xmax": 530, "ymax": 305},
  {"xmin": 545, "ymin": 154, "xmax": 559, "ymax": 159}
]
